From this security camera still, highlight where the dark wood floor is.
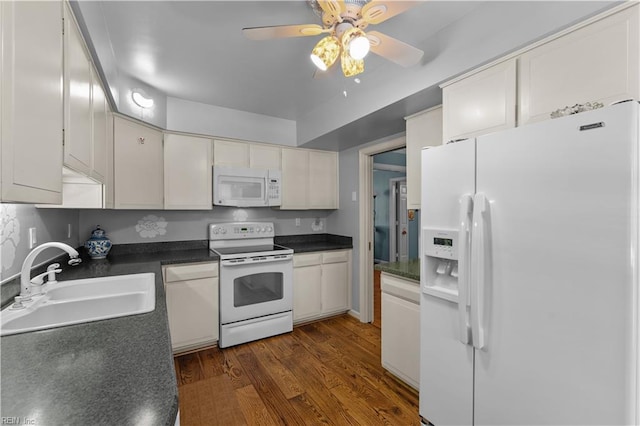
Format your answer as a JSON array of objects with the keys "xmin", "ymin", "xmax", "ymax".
[{"xmin": 174, "ymin": 314, "xmax": 419, "ymax": 425}]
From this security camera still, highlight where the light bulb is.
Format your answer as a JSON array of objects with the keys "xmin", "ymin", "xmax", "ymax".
[
  {"xmin": 349, "ymin": 35, "xmax": 370, "ymax": 60},
  {"xmin": 132, "ymin": 90, "xmax": 154, "ymax": 109}
]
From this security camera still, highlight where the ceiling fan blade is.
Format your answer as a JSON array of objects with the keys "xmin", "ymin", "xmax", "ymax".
[
  {"xmin": 360, "ymin": 1, "xmax": 423, "ymax": 25},
  {"xmin": 243, "ymin": 24, "xmax": 325, "ymax": 40},
  {"xmin": 367, "ymin": 31, "xmax": 424, "ymax": 67},
  {"xmin": 317, "ymin": 0, "xmax": 346, "ymax": 22}
]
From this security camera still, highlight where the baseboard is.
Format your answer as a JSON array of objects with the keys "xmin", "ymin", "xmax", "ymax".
[{"xmin": 348, "ymin": 309, "xmax": 361, "ymax": 321}]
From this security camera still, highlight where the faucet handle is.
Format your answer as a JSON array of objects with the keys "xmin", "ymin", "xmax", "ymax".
[
  {"xmin": 30, "ymin": 271, "xmax": 48, "ymax": 285},
  {"xmin": 12, "ymin": 296, "xmax": 28, "ymax": 309},
  {"xmin": 46, "ymin": 263, "xmax": 62, "ymax": 284}
]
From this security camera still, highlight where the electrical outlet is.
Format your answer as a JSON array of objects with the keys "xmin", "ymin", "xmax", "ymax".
[
  {"xmin": 352, "ymin": 191, "xmax": 357, "ymax": 202},
  {"xmin": 67, "ymin": 223, "xmax": 72, "ymax": 239},
  {"xmin": 29, "ymin": 227, "xmax": 37, "ymax": 249},
  {"xmin": 295, "ymin": 218, "xmax": 301, "ymax": 227}
]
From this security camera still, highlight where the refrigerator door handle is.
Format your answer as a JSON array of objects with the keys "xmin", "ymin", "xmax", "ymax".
[
  {"xmin": 457, "ymin": 194, "xmax": 473, "ymax": 344},
  {"xmin": 470, "ymin": 192, "xmax": 489, "ymax": 350}
]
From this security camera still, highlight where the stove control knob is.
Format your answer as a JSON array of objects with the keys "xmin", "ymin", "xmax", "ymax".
[
  {"xmin": 220, "ymin": 229, "xmax": 227, "ymax": 234},
  {"xmin": 266, "ymin": 226, "xmax": 273, "ymax": 233},
  {"xmin": 256, "ymin": 227, "xmax": 262, "ymax": 233}
]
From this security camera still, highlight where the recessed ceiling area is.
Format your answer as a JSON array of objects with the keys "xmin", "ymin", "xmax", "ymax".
[{"xmin": 74, "ymin": 0, "xmax": 619, "ymax": 151}]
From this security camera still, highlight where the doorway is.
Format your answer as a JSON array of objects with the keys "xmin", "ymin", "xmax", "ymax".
[{"xmin": 358, "ymin": 135, "xmax": 405, "ymax": 324}]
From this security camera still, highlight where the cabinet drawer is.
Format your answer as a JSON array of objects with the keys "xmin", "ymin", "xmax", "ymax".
[
  {"xmin": 322, "ymin": 250, "xmax": 350, "ymax": 264},
  {"xmin": 164, "ymin": 262, "xmax": 218, "ymax": 283},
  {"xmin": 293, "ymin": 253, "xmax": 322, "ymax": 267}
]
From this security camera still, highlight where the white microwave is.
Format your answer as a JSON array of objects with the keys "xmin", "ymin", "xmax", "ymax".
[{"xmin": 213, "ymin": 166, "xmax": 281, "ymax": 207}]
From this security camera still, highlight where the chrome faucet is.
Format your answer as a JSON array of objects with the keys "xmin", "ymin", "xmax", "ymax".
[{"xmin": 19, "ymin": 242, "xmax": 82, "ymax": 301}]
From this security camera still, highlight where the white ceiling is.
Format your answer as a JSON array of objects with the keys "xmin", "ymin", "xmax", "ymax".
[{"xmin": 75, "ymin": 0, "xmax": 619, "ymax": 150}]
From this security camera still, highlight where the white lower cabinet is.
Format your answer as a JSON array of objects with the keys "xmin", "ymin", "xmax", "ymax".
[
  {"xmin": 163, "ymin": 262, "xmax": 219, "ymax": 353},
  {"xmin": 381, "ymin": 272, "xmax": 420, "ymax": 389},
  {"xmin": 293, "ymin": 250, "xmax": 351, "ymax": 323}
]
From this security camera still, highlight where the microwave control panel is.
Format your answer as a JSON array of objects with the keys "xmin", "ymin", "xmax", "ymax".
[{"xmin": 268, "ymin": 178, "xmax": 280, "ymax": 201}]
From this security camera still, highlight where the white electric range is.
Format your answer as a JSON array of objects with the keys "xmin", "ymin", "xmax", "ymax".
[{"xmin": 209, "ymin": 222, "xmax": 293, "ymax": 348}]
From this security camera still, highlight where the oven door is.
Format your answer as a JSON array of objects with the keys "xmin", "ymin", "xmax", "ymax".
[{"xmin": 219, "ymin": 255, "xmax": 293, "ymax": 324}]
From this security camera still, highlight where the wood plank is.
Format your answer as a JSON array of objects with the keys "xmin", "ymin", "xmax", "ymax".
[
  {"xmin": 175, "ymin": 351, "xmax": 204, "ymax": 385},
  {"xmin": 198, "ymin": 346, "xmax": 225, "ymax": 378},
  {"xmin": 235, "ymin": 384, "xmax": 278, "ymax": 426},
  {"xmin": 373, "ymin": 269, "xmax": 381, "ymax": 328},
  {"xmin": 221, "ymin": 347, "xmax": 253, "ymax": 389},
  {"xmin": 249, "ymin": 340, "xmax": 305, "ymax": 399},
  {"xmin": 234, "ymin": 346, "xmax": 308, "ymax": 425}
]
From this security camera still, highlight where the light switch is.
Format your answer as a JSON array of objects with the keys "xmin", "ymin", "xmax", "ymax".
[{"xmin": 29, "ymin": 227, "xmax": 37, "ymax": 249}]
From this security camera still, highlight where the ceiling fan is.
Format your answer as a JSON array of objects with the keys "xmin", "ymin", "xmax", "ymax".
[{"xmin": 242, "ymin": 0, "xmax": 425, "ymax": 78}]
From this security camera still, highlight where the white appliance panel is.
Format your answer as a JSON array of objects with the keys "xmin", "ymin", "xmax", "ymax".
[
  {"xmin": 420, "ymin": 140, "xmax": 476, "ymax": 424},
  {"xmin": 472, "ymin": 103, "xmax": 638, "ymax": 424}
]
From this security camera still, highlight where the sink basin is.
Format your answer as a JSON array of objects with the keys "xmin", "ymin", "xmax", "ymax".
[{"xmin": 1, "ymin": 273, "xmax": 155, "ymax": 336}]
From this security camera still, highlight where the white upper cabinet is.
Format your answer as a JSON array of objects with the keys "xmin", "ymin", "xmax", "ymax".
[
  {"xmin": 518, "ymin": 5, "xmax": 639, "ymax": 125},
  {"xmin": 309, "ymin": 150, "xmax": 338, "ymax": 209},
  {"xmin": 214, "ymin": 139, "xmax": 282, "ymax": 170},
  {"xmin": 113, "ymin": 115, "xmax": 164, "ymax": 209},
  {"xmin": 281, "ymin": 148, "xmax": 339, "ymax": 210},
  {"xmin": 213, "ymin": 139, "xmax": 249, "ymax": 167},
  {"xmin": 91, "ymin": 65, "xmax": 109, "ymax": 184},
  {"xmin": 249, "ymin": 144, "xmax": 281, "ymax": 169},
  {"xmin": 63, "ymin": 3, "xmax": 92, "ymax": 176},
  {"xmin": 405, "ymin": 106, "xmax": 443, "ymax": 210},
  {"xmin": 442, "ymin": 59, "xmax": 517, "ymax": 143},
  {"xmin": 281, "ymin": 148, "xmax": 310, "ymax": 210},
  {"xmin": 1, "ymin": 0, "xmax": 63, "ymax": 203},
  {"xmin": 164, "ymin": 133, "xmax": 212, "ymax": 210}
]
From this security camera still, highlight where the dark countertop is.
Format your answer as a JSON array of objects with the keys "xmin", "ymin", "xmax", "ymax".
[
  {"xmin": 0, "ymin": 243, "xmax": 217, "ymax": 426},
  {"xmin": 375, "ymin": 259, "xmax": 420, "ymax": 281},
  {"xmin": 0, "ymin": 235, "xmax": 350, "ymax": 425},
  {"xmin": 275, "ymin": 234, "xmax": 352, "ymax": 253}
]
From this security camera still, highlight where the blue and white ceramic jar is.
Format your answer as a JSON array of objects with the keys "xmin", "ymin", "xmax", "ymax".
[{"xmin": 85, "ymin": 225, "xmax": 112, "ymax": 259}]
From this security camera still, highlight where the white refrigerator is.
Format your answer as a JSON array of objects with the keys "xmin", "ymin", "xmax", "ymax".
[{"xmin": 419, "ymin": 101, "xmax": 639, "ymax": 425}]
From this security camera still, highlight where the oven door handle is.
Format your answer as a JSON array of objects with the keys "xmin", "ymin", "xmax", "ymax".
[{"xmin": 220, "ymin": 255, "xmax": 293, "ymax": 266}]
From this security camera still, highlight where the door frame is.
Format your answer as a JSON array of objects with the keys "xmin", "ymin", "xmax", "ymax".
[
  {"xmin": 389, "ymin": 177, "xmax": 408, "ymax": 263},
  {"xmin": 358, "ymin": 134, "xmax": 405, "ymax": 323}
]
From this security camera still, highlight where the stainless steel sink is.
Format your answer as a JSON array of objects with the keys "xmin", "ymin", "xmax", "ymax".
[{"xmin": 1, "ymin": 273, "xmax": 155, "ymax": 336}]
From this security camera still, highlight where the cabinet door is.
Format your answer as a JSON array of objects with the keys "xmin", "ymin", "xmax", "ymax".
[
  {"xmin": 381, "ymin": 292, "xmax": 420, "ymax": 389},
  {"xmin": 405, "ymin": 106, "xmax": 443, "ymax": 210},
  {"xmin": 113, "ymin": 116, "xmax": 164, "ymax": 209},
  {"xmin": 164, "ymin": 133, "xmax": 212, "ymax": 210},
  {"xmin": 280, "ymin": 148, "xmax": 309, "ymax": 209},
  {"xmin": 442, "ymin": 59, "xmax": 516, "ymax": 143},
  {"xmin": 293, "ymin": 264, "xmax": 322, "ymax": 321},
  {"xmin": 165, "ymin": 276, "xmax": 219, "ymax": 352},
  {"xmin": 1, "ymin": 0, "xmax": 63, "ymax": 203},
  {"xmin": 213, "ymin": 139, "xmax": 249, "ymax": 167},
  {"xmin": 321, "ymin": 261, "xmax": 349, "ymax": 314},
  {"xmin": 518, "ymin": 5, "xmax": 639, "ymax": 125},
  {"xmin": 91, "ymin": 66, "xmax": 108, "ymax": 183},
  {"xmin": 308, "ymin": 150, "xmax": 338, "ymax": 209},
  {"xmin": 250, "ymin": 144, "xmax": 281, "ymax": 169},
  {"xmin": 63, "ymin": 3, "xmax": 92, "ymax": 176}
]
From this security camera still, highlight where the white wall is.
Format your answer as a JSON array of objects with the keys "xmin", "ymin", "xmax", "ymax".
[
  {"xmin": 79, "ymin": 207, "xmax": 330, "ymax": 245},
  {"xmin": 327, "ymin": 133, "xmax": 404, "ymax": 313},
  {"xmin": 166, "ymin": 97, "xmax": 297, "ymax": 146},
  {"xmin": 0, "ymin": 205, "xmax": 80, "ymax": 283}
]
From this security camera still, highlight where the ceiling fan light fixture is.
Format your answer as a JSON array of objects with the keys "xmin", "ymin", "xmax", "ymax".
[
  {"xmin": 342, "ymin": 27, "xmax": 370, "ymax": 60},
  {"xmin": 341, "ymin": 49, "xmax": 364, "ymax": 77},
  {"xmin": 310, "ymin": 35, "xmax": 340, "ymax": 71}
]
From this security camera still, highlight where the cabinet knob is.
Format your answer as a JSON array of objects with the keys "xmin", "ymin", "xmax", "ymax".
[{"xmin": 138, "ymin": 137, "xmax": 145, "ymax": 144}]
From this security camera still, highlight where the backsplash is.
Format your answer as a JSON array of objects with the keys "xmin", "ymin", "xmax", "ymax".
[
  {"xmin": 0, "ymin": 204, "xmax": 79, "ymax": 283},
  {"xmin": 78, "ymin": 207, "xmax": 330, "ymax": 245}
]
